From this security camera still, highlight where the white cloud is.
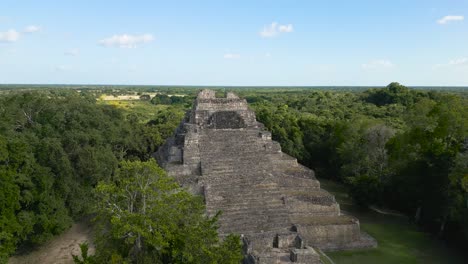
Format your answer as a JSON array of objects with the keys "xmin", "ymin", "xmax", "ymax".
[
  {"xmin": 99, "ymin": 33, "xmax": 154, "ymax": 48},
  {"xmin": 279, "ymin": 24, "xmax": 293, "ymax": 33},
  {"xmin": 265, "ymin": 52, "xmax": 272, "ymax": 58},
  {"xmin": 437, "ymin": 15, "xmax": 464, "ymax": 24},
  {"xmin": 0, "ymin": 25, "xmax": 40, "ymax": 44},
  {"xmin": 448, "ymin": 57, "xmax": 468, "ymax": 65},
  {"xmin": 64, "ymin": 48, "xmax": 80, "ymax": 56},
  {"xmin": 362, "ymin": 60, "xmax": 394, "ymax": 70},
  {"xmin": 260, "ymin": 22, "xmax": 278, "ymax": 37},
  {"xmin": 223, "ymin": 53, "xmax": 240, "ymax": 59},
  {"xmin": 434, "ymin": 57, "xmax": 468, "ymax": 68},
  {"xmin": 0, "ymin": 29, "xmax": 20, "ymax": 42},
  {"xmin": 260, "ymin": 22, "xmax": 294, "ymax": 38},
  {"xmin": 23, "ymin": 25, "xmax": 41, "ymax": 33}
]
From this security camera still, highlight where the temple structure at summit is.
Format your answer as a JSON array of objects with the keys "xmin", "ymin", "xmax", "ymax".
[{"xmin": 156, "ymin": 89, "xmax": 376, "ymax": 263}]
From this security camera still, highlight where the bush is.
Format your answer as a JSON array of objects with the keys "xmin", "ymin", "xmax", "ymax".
[{"xmin": 347, "ymin": 175, "xmax": 381, "ymax": 207}]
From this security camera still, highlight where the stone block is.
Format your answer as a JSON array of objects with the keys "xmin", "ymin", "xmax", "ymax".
[{"xmin": 290, "ymin": 247, "xmax": 320, "ymax": 264}]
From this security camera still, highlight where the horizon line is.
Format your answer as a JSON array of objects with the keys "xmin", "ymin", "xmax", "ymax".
[{"xmin": 1, "ymin": 83, "xmax": 468, "ymax": 88}]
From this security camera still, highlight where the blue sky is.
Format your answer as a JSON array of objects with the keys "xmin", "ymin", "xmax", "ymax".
[{"xmin": 1, "ymin": 0, "xmax": 468, "ymax": 86}]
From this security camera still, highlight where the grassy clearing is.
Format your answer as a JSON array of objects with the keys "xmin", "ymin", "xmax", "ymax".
[
  {"xmin": 319, "ymin": 179, "xmax": 466, "ymax": 264},
  {"xmin": 98, "ymin": 99, "xmax": 168, "ymax": 123}
]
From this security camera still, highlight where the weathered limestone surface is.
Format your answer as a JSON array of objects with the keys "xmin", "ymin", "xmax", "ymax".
[{"xmin": 155, "ymin": 90, "xmax": 376, "ymax": 263}]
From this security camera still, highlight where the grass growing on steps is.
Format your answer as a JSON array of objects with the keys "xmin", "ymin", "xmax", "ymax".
[{"xmin": 319, "ymin": 179, "xmax": 466, "ymax": 264}]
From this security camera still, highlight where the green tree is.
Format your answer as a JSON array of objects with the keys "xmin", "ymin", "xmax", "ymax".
[
  {"xmin": 448, "ymin": 151, "xmax": 468, "ymax": 240},
  {"xmin": 335, "ymin": 120, "xmax": 394, "ymax": 206},
  {"xmin": 72, "ymin": 243, "xmax": 96, "ymax": 264},
  {"xmin": 93, "ymin": 160, "xmax": 242, "ymax": 263},
  {"xmin": 0, "ymin": 90, "xmax": 175, "ymax": 259},
  {"xmin": 151, "ymin": 94, "xmax": 172, "ymax": 105},
  {"xmin": 364, "ymin": 82, "xmax": 423, "ymax": 107},
  {"xmin": 387, "ymin": 96, "xmax": 467, "ymax": 233}
]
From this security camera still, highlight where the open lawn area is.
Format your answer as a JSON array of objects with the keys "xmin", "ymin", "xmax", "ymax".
[
  {"xmin": 98, "ymin": 99, "xmax": 169, "ymax": 123},
  {"xmin": 320, "ymin": 179, "xmax": 466, "ymax": 264}
]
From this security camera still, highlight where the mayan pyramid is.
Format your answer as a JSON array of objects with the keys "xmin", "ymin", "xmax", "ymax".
[{"xmin": 156, "ymin": 89, "xmax": 376, "ymax": 263}]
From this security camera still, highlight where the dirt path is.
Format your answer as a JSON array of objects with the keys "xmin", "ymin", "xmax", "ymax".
[{"xmin": 9, "ymin": 221, "xmax": 94, "ymax": 264}]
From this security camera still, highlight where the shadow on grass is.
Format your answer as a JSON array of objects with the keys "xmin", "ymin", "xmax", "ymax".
[{"xmin": 319, "ymin": 178, "xmax": 466, "ymax": 264}]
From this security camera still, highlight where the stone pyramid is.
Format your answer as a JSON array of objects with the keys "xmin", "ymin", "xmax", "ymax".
[{"xmin": 156, "ymin": 89, "xmax": 376, "ymax": 264}]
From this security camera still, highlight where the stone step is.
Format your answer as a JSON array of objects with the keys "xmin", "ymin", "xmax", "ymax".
[
  {"xmin": 204, "ymin": 186, "xmax": 323, "ymax": 198},
  {"xmin": 207, "ymin": 197, "xmax": 279, "ymax": 205},
  {"xmin": 290, "ymin": 214, "xmax": 357, "ymax": 226},
  {"xmin": 289, "ymin": 211, "xmax": 340, "ymax": 217},
  {"xmin": 206, "ymin": 201, "xmax": 286, "ymax": 212},
  {"xmin": 204, "ymin": 185, "xmax": 322, "ymax": 195},
  {"xmin": 207, "ymin": 203, "xmax": 289, "ymax": 213},
  {"xmin": 199, "ymin": 157, "xmax": 275, "ymax": 165},
  {"xmin": 199, "ymin": 138, "xmax": 264, "ymax": 144},
  {"xmin": 201, "ymin": 173, "xmax": 319, "ymax": 182},
  {"xmin": 219, "ymin": 220, "xmax": 290, "ymax": 234},
  {"xmin": 206, "ymin": 201, "xmax": 286, "ymax": 213},
  {"xmin": 200, "ymin": 156, "xmax": 273, "ymax": 162},
  {"xmin": 203, "ymin": 182, "xmax": 276, "ymax": 189},
  {"xmin": 207, "ymin": 204, "xmax": 285, "ymax": 213},
  {"xmin": 201, "ymin": 174, "xmax": 278, "ymax": 182},
  {"xmin": 200, "ymin": 150, "xmax": 269, "ymax": 155},
  {"xmin": 215, "ymin": 212, "xmax": 290, "ymax": 223},
  {"xmin": 206, "ymin": 192, "xmax": 284, "ymax": 199},
  {"xmin": 206, "ymin": 191, "xmax": 285, "ymax": 199},
  {"xmin": 205, "ymin": 199, "xmax": 288, "ymax": 210},
  {"xmin": 206, "ymin": 194, "xmax": 334, "ymax": 206},
  {"xmin": 217, "ymin": 212, "xmax": 289, "ymax": 222},
  {"xmin": 202, "ymin": 154, "xmax": 292, "ymax": 161},
  {"xmin": 199, "ymin": 150, "xmax": 290, "ymax": 157},
  {"xmin": 200, "ymin": 131, "xmax": 261, "ymax": 137},
  {"xmin": 268, "ymin": 251, "xmax": 294, "ymax": 264},
  {"xmin": 200, "ymin": 161, "xmax": 295, "ymax": 170},
  {"xmin": 201, "ymin": 164, "xmax": 273, "ymax": 173},
  {"xmin": 199, "ymin": 143, "xmax": 264, "ymax": 150}
]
